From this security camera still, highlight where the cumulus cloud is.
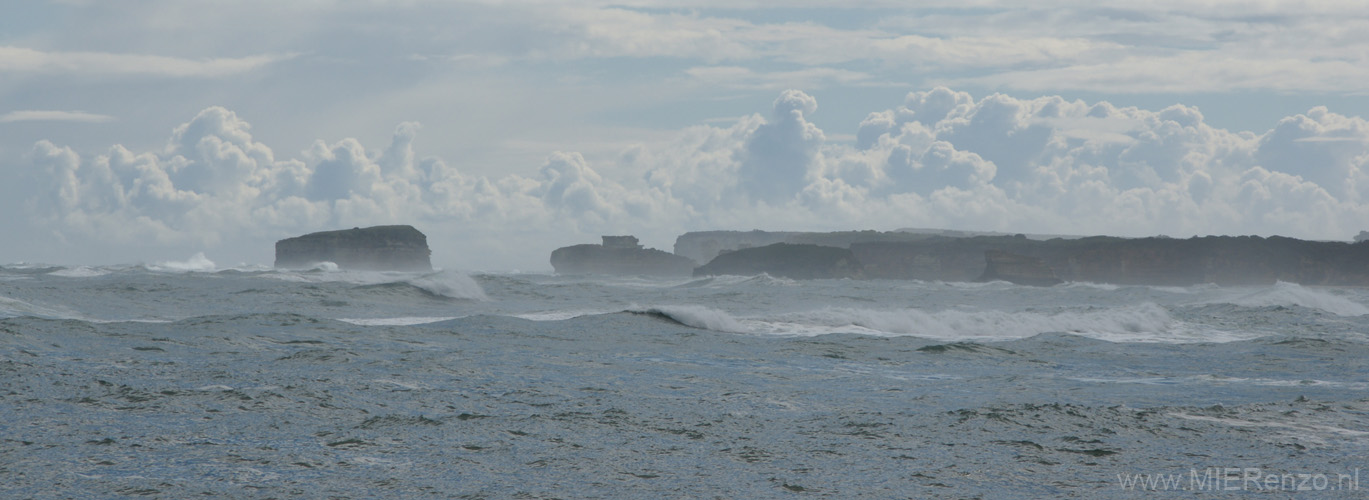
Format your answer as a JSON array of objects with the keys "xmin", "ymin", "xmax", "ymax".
[{"xmin": 11, "ymin": 87, "xmax": 1369, "ymax": 268}]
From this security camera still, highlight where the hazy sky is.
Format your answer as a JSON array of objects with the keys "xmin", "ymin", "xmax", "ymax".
[{"xmin": 4, "ymin": 0, "xmax": 1369, "ymax": 270}]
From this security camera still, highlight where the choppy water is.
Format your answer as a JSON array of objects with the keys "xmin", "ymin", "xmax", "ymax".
[{"xmin": 3, "ymin": 257, "xmax": 1368, "ymax": 498}]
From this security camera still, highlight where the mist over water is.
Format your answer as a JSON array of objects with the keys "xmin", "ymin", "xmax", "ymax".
[{"xmin": 3, "ymin": 263, "xmax": 1368, "ymax": 497}]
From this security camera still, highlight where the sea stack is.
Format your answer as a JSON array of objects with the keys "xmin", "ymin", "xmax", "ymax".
[
  {"xmin": 275, "ymin": 225, "xmax": 432, "ymax": 271},
  {"xmin": 550, "ymin": 235, "xmax": 696, "ymax": 276}
]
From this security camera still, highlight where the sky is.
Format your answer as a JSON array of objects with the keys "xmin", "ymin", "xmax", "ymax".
[{"xmin": 3, "ymin": 0, "xmax": 1369, "ymax": 271}]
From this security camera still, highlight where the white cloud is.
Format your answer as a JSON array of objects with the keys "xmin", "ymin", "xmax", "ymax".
[
  {"xmin": 0, "ymin": 110, "xmax": 115, "ymax": 123},
  {"xmin": 9, "ymin": 87, "xmax": 1369, "ymax": 269},
  {"xmin": 0, "ymin": 46, "xmax": 293, "ymax": 78}
]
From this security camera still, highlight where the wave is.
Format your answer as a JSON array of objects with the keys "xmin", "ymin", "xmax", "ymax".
[
  {"xmin": 673, "ymin": 273, "xmax": 797, "ymax": 289},
  {"xmin": 337, "ymin": 316, "xmax": 462, "ymax": 326},
  {"xmin": 623, "ymin": 302, "xmax": 1253, "ymax": 343},
  {"xmin": 0, "ymin": 295, "xmax": 73, "ymax": 319},
  {"xmin": 149, "ymin": 252, "xmax": 217, "ymax": 273},
  {"xmin": 0, "ymin": 295, "xmax": 170, "ymax": 323},
  {"xmin": 263, "ymin": 268, "xmax": 488, "ymax": 301},
  {"xmin": 48, "ymin": 265, "xmax": 111, "ymax": 278},
  {"xmin": 404, "ymin": 272, "xmax": 489, "ymax": 301},
  {"xmin": 629, "ymin": 305, "xmax": 749, "ymax": 333},
  {"xmin": 1214, "ymin": 281, "xmax": 1369, "ymax": 317}
]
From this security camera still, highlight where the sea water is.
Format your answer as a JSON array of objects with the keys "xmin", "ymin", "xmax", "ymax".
[{"xmin": 2, "ymin": 258, "xmax": 1367, "ymax": 498}]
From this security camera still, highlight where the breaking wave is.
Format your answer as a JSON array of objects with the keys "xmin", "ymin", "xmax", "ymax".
[
  {"xmin": 48, "ymin": 266, "xmax": 111, "ymax": 278},
  {"xmin": 150, "ymin": 252, "xmax": 217, "ymax": 273},
  {"xmin": 628, "ymin": 302, "xmax": 1253, "ymax": 343},
  {"xmin": 264, "ymin": 269, "xmax": 488, "ymax": 301},
  {"xmin": 630, "ymin": 305, "xmax": 749, "ymax": 333},
  {"xmin": 1216, "ymin": 282, "xmax": 1369, "ymax": 317},
  {"xmin": 404, "ymin": 272, "xmax": 489, "ymax": 301}
]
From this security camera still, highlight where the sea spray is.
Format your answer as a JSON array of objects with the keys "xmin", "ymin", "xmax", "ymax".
[
  {"xmin": 405, "ymin": 271, "xmax": 489, "ymax": 301},
  {"xmin": 1218, "ymin": 281, "xmax": 1369, "ymax": 317},
  {"xmin": 151, "ymin": 252, "xmax": 217, "ymax": 272}
]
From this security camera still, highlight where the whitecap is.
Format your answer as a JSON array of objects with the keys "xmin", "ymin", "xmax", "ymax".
[
  {"xmin": 48, "ymin": 266, "xmax": 111, "ymax": 278},
  {"xmin": 632, "ymin": 305, "xmax": 749, "ymax": 333},
  {"xmin": 743, "ymin": 303, "xmax": 1255, "ymax": 343},
  {"xmin": 1216, "ymin": 281, "xmax": 1369, "ymax": 316},
  {"xmin": 405, "ymin": 271, "xmax": 489, "ymax": 300},
  {"xmin": 150, "ymin": 252, "xmax": 217, "ymax": 273},
  {"xmin": 337, "ymin": 316, "xmax": 461, "ymax": 326},
  {"xmin": 512, "ymin": 309, "xmax": 614, "ymax": 321}
]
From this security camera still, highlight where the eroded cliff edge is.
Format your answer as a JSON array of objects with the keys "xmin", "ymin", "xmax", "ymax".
[{"xmin": 275, "ymin": 225, "xmax": 432, "ymax": 271}]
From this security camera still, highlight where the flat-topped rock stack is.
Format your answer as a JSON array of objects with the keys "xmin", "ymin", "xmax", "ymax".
[{"xmin": 275, "ymin": 225, "xmax": 432, "ymax": 271}]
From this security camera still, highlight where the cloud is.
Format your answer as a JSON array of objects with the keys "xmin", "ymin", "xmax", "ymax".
[
  {"xmin": 0, "ymin": 110, "xmax": 115, "ymax": 123},
  {"xmin": 10, "ymin": 87, "xmax": 1369, "ymax": 268},
  {"xmin": 0, "ymin": 46, "xmax": 293, "ymax": 78}
]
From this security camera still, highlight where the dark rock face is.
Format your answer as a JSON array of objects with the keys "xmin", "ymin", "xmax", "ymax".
[
  {"xmin": 694, "ymin": 243, "xmax": 863, "ymax": 279},
  {"xmin": 550, "ymin": 236, "xmax": 696, "ymax": 276},
  {"xmin": 975, "ymin": 250, "xmax": 1062, "ymax": 286},
  {"xmin": 675, "ymin": 230, "xmax": 1369, "ymax": 285},
  {"xmin": 855, "ymin": 234, "xmax": 1369, "ymax": 286},
  {"xmin": 674, "ymin": 230, "xmax": 941, "ymax": 265},
  {"xmin": 275, "ymin": 225, "xmax": 432, "ymax": 271}
]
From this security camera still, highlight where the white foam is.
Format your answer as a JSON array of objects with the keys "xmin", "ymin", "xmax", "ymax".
[
  {"xmin": 1063, "ymin": 281, "xmax": 1120, "ymax": 291},
  {"xmin": 151, "ymin": 252, "xmax": 217, "ymax": 273},
  {"xmin": 1169, "ymin": 412, "xmax": 1369, "ymax": 447},
  {"xmin": 307, "ymin": 261, "xmax": 340, "ymax": 272},
  {"xmin": 512, "ymin": 309, "xmax": 613, "ymax": 321},
  {"xmin": 1070, "ymin": 375, "xmax": 1369, "ymax": 390},
  {"xmin": 766, "ymin": 303, "xmax": 1253, "ymax": 343},
  {"xmin": 48, "ymin": 266, "xmax": 111, "ymax": 278},
  {"xmin": 631, "ymin": 302, "xmax": 1254, "ymax": 343},
  {"xmin": 337, "ymin": 316, "xmax": 460, "ymax": 326},
  {"xmin": 674, "ymin": 273, "xmax": 797, "ymax": 289},
  {"xmin": 1218, "ymin": 281, "xmax": 1369, "ymax": 316}
]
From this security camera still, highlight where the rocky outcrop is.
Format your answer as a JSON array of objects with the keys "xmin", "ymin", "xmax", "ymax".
[
  {"xmin": 550, "ymin": 236, "xmax": 696, "ymax": 276},
  {"xmin": 275, "ymin": 225, "xmax": 432, "ymax": 271},
  {"xmin": 975, "ymin": 250, "xmax": 1062, "ymax": 286},
  {"xmin": 693, "ymin": 243, "xmax": 864, "ymax": 279}
]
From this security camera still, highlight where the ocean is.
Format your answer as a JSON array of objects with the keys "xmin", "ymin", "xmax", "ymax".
[{"xmin": 2, "ymin": 256, "xmax": 1367, "ymax": 498}]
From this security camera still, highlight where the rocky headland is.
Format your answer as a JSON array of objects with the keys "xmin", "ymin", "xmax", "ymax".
[
  {"xmin": 693, "ymin": 243, "xmax": 864, "ymax": 280},
  {"xmin": 550, "ymin": 236, "xmax": 696, "ymax": 276},
  {"xmin": 275, "ymin": 225, "xmax": 432, "ymax": 271},
  {"xmin": 553, "ymin": 229, "xmax": 1369, "ymax": 286},
  {"xmin": 852, "ymin": 233, "xmax": 1369, "ymax": 286}
]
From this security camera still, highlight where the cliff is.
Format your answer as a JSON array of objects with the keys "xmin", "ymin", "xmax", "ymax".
[
  {"xmin": 853, "ymin": 234, "xmax": 1369, "ymax": 286},
  {"xmin": 550, "ymin": 236, "xmax": 696, "ymax": 276},
  {"xmin": 673, "ymin": 229, "xmax": 1062, "ymax": 264},
  {"xmin": 975, "ymin": 250, "xmax": 1062, "ymax": 286},
  {"xmin": 693, "ymin": 243, "xmax": 864, "ymax": 279},
  {"xmin": 275, "ymin": 225, "xmax": 432, "ymax": 271}
]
